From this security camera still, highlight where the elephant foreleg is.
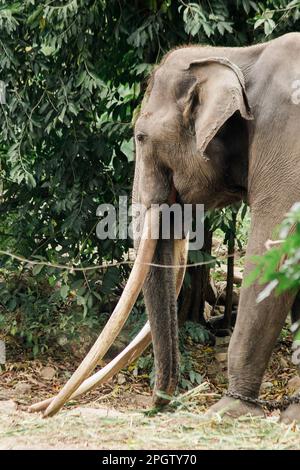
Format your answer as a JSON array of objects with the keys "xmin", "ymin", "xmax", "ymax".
[{"xmin": 209, "ymin": 209, "xmax": 298, "ymax": 418}]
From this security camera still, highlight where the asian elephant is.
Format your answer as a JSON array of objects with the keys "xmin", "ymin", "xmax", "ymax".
[
  {"xmin": 31, "ymin": 33, "xmax": 300, "ymax": 422},
  {"xmin": 132, "ymin": 32, "xmax": 300, "ymax": 423}
]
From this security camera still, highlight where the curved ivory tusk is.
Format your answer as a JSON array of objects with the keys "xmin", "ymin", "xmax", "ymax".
[
  {"xmin": 174, "ymin": 237, "xmax": 189, "ymax": 294},
  {"xmin": 30, "ymin": 235, "xmax": 189, "ymax": 415},
  {"xmin": 29, "ymin": 323, "xmax": 152, "ymax": 413},
  {"xmin": 42, "ymin": 208, "xmax": 159, "ymax": 418}
]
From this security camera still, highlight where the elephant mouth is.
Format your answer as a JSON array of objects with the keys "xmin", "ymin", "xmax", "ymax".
[{"xmin": 168, "ymin": 179, "xmax": 178, "ymax": 204}]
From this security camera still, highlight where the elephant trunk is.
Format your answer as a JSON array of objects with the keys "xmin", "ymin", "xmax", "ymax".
[
  {"xmin": 133, "ymin": 160, "xmax": 183, "ymax": 405},
  {"xmin": 143, "ymin": 234, "xmax": 179, "ymax": 406}
]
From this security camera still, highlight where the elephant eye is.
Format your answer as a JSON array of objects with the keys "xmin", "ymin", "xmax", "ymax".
[{"xmin": 136, "ymin": 132, "xmax": 146, "ymax": 143}]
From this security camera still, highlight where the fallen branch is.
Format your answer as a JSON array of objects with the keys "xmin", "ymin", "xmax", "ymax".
[{"xmin": 265, "ymin": 239, "xmax": 284, "ymax": 251}]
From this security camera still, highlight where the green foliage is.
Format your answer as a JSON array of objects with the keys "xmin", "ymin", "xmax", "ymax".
[
  {"xmin": 181, "ymin": 320, "xmax": 211, "ymax": 345},
  {"xmin": 210, "ymin": 204, "xmax": 246, "ymax": 250},
  {"xmin": 1, "ymin": 0, "xmax": 300, "ymax": 355},
  {"xmin": 253, "ymin": 0, "xmax": 300, "ymax": 37},
  {"xmin": 247, "ymin": 202, "xmax": 300, "ymax": 350},
  {"xmin": 178, "ymin": 321, "xmax": 209, "ymax": 389},
  {"xmin": 0, "ymin": 269, "xmax": 100, "ymax": 356},
  {"xmin": 246, "ymin": 203, "xmax": 300, "ymax": 300},
  {"xmin": 179, "ymin": 1, "xmax": 233, "ymax": 38}
]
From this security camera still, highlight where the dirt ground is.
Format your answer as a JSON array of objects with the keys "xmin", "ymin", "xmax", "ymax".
[
  {"xmin": 1, "ymin": 335, "xmax": 300, "ymax": 450},
  {"xmin": 1, "ymin": 398, "xmax": 300, "ymax": 450}
]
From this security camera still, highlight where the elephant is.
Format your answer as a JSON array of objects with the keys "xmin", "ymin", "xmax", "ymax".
[
  {"xmin": 132, "ymin": 31, "xmax": 300, "ymax": 423},
  {"xmin": 31, "ymin": 32, "xmax": 300, "ymax": 422}
]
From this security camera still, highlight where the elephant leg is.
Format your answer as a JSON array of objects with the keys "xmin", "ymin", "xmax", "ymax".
[
  {"xmin": 209, "ymin": 210, "xmax": 297, "ymax": 418},
  {"xmin": 280, "ymin": 292, "xmax": 300, "ymax": 423},
  {"xmin": 143, "ymin": 237, "xmax": 179, "ymax": 405}
]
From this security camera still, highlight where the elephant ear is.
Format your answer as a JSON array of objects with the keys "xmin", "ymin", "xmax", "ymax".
[{"xmin": 183, "ymin": 57, "xmax": 253, "ymax": 158}]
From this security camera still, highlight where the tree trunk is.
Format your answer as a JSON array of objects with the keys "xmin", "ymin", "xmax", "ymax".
[{"xmin": 221, "ymin": 211, "xmax": 237, "ymax": 329}]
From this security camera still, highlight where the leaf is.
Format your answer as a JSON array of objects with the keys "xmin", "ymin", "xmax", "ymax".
[
  {"xmin": 48, "ymin": 275, "xmax": 56, "ymax": 287},
  {"xmin": 27, "ymin": 6, "xmax": 43, "ymax": 25},
  {"xmin": 60, "ymin": 285, "xmax": 69, "ymax": 299},
  {"xmin": 264, "ymin": 19, "xmax": 275, "ymax": 36},
  {"xmin": 250, "ymin": 1, "xmax": 259, "ymax": 12},
  {"xmin": 8, "ymin": 297, "xmax": 17, "ymax": 311},
  {"xmin": 92, "ymin": 291, "xmax": 102, "ymax": 301},
  {"xmin": 202, "ymin": 22, "xmax": 212, "ymax": 37},
  {"xmin": 32, "ymin": 264, "xmax": 43, "ymax": 276},
  {"xmin": 76, "ymin": 295, "xmax": 85, "ymax": 306},
  {"xmin": 26, "ymin": 173, "xmax": 36, "ymax": 188},
  {"xmin": 195, "ymin": 372, "xmax": 203, "ymax": 385},
  {"xmin": 33, "ymin": 344, "xmax": 39, "ymax": 357},
  {"xmin": 58, "ymin": 105, "xmax": 67, "ymax": 123},
  {"xmin": 242, "ymin": 0, "xmax": 250, "ymax": 14},
  {"xmin": 254, "ymin": 18, "xmax": 265, "ymax": 29},
  {"xmin": 87, "ymin": 294, "xmax": 93, "ymax": 309},
  {"xmin": 40, "ymin": 44, "xmax": 56, "ymax": 56}
]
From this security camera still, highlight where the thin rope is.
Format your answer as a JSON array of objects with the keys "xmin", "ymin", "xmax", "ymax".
[{"xmin": 0, "ymin": 249, "xmax": 236, "ymax": 272}]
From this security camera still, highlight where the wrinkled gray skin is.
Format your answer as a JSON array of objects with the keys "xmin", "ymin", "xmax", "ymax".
[{"xmin": 133, "ymin": 33, "xmax": 300, "ymax": 422}]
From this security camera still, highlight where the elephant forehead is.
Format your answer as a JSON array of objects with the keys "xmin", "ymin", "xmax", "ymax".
[
  {"xmin": 149, "ymin": 65, "xmax": 184, "ymax": 99},
  {"xmin": 137, "ymin": 105, "xmax": 179, "ymax": 138},
  {"xmin": 152, "ymin": 65, "xmax": 174, "ymax": 87}
]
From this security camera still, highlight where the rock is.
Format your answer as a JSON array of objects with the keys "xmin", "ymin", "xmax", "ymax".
[
  {"xmin": 117, "ymin": 373, "xmax": 126, "ymax": 385},
  {"xmin": 215, "ymin": 352, "xmax": 228, "ymax": 363},
  {"xmin": 40, "ymin": 366, "xmax": 56, "ymax": 380},
  {"xmin": 217, "ymin": 281, "xmax": 239, "ymax": 306},
  {"xmin": 288, "ymin": 376, "xmax": 300, "ymax": 394},
  {"xmin": 279, "ymin": 357, "xmax": 289, "ymax": 369},
  {"xmin": 57, "ymin": 335, "xmax": 68, "ymax": 347},
  {"xmin": 218, "ymin": 265, "xmax": 243, "ymax": 285},
  {"xmin": 0, "ymin": 386, "xmax": 13, "ymax": 400},
  {"xmin": 203, "ymin": 302, "xmax": 213, "ymax": 321},
  {"xmin": 0, "ymin": 400, "xmax": 17, "ymax": 414},
  {"xmin": 261, "ymin": 381, "xmax": 273, "ymax": 391},
  {"xmin": 13, "ymin": 382, "xmax": 32, "ymax": 396},
  {"xmin": 215, "ymin": 336, "xmax": 231, "ymax": 347}
]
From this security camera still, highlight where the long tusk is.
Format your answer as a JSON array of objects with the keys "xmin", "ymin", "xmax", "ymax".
[
  {"xmin": 42, "ymin": 208, "xmax": 159, "ymax": 418},
  {"xmin": 29, "ymin": 323, "xmax": 152, "ymax": 413},
  {"xmin": 30, "ymin": 235, "xmax": 189, "ymax": 415},
  {"xmin": 174, "ymin": 237, "xmax": 189, "ymax": 294}
]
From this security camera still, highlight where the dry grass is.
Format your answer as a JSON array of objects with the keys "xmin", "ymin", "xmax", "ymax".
[
  {"xmin": 0, "ymin": 384, "xmax": 299, "ymax": 450},
  {"xmin": 1, "ymin": 306, "xmax": 299, "ymax": 450}
]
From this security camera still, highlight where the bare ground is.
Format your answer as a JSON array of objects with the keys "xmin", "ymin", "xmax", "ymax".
[
  {"xmin": 1, "ymin": 336, "xmax": 300, "ymax": 450},
  {"xmin": 1, "ymin": 397, "xmax": 300, "ymax": 450}
]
